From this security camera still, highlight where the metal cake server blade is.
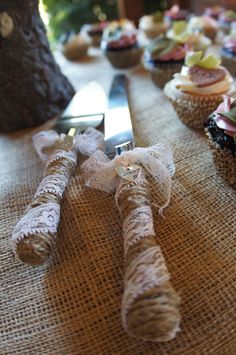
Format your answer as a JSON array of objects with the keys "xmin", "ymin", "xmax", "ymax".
[
  {"xmin": 54, "ymin": 81, "xmax": 107, "ymax": 135},
  {"xmin": 105, "ymin": 74, "xmax": 135, "ymax": 157}
]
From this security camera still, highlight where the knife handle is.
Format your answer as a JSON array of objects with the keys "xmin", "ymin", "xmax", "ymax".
[
  {"xmin": 116, "ymin": 169, "xmax": 181, "ymax": 342},
  {"xmin": 12, "ymin": 156, "xmax": 75, "ymax": 267}
]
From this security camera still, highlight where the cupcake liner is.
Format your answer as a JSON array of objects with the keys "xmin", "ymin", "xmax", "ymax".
[
  {"xmin": 63, "ymin": 42, "xmax": 89, "ymax": 61},
  {"xmin": 221, "ymin": 55, "xmax": 236, "ymax": 77},
  {"xmin": 89, "ymin": 34, "xmax": 102, "ymax": 47},
  {"xmin": 204, "ymin": 27, "xmax": 217, "ymax": 41},
  {"xmin": 205, "ymin": 128, "xmax": 236, "ymax": 189},
  {"xmin": 105, "ymin": 47, "xmax": 143, "ymax": 69},
  {"xmin": 150, "ymin": 62, "xmax": 183, "ymax": 88},
  {"xmin": 164, "ymin": 81, "xmax": 236, "ymax": 129}
]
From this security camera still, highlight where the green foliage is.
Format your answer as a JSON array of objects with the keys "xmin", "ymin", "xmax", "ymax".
[{"xmin": 42, "ymin": 0, "xmax": 118, "ymax": 39}]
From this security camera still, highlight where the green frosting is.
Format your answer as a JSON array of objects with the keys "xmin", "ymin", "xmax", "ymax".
[
  {"xmin": 185, "ymin": 51, "xmax": 221, "ymax": 69},
  {"xmin": 147, "ymin": 36, "xmax": 176, "ymax": 59},
  {"xmin": 219, "ymin": 104, "xmax": 236, "ymax": 124},
  {"xmin": 223, "ymin": 10, "xmax": 236, "ymax": 20}
]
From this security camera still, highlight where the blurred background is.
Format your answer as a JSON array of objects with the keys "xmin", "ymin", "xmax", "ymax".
[{"xmin": 40, "ymin": 0, "xmax": 236, "ymax": 41}]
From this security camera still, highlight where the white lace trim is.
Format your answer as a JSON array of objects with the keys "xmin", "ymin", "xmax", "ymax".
[
  {"xmin": 11, "ymin": 203, "xmax": 60, "ymax": 253},
  {"xmin": 81, "ymin": 143, "xmax": 175, "ymax": 213},
  {"xmin": 45, "ymin": 150, "xmax": 77, "ymax": 168},
  {"xmin": 121, "ymin": 246, "xmax": 170, "ymax": 329},
  {"xmin": 122, "ymin": 206, "xmax": 155, "ymax": 255},
  {"xmin": 34, "ymin": 173, "xmax": 70, "ymax": 199}
]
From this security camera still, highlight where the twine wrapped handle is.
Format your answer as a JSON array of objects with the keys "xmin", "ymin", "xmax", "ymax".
[
  {"xmin": 81, "ymin": 144, "xmax": 181, "ymax": 342},
  {"xmin": 11, "ymin": 128, "xmax": 104, "ymax": 267}
]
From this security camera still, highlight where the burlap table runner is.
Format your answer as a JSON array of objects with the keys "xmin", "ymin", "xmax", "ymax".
[{"xmin": 0, "ymin": 49, "xmax": 235, "ymax": 354}]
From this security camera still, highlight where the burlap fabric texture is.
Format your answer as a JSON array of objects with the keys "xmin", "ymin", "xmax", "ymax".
[
  {"xmin": 0, "ymin": 50, "xmax": 235, "ymax": 354},
  {"xmin": 164, "ymin": 80, "xmax": 236, "ymax": 129}
]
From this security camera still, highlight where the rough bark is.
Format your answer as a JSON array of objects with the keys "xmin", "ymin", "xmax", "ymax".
[{"xmin": 0, "ymin": 0, "xmax": 74, "ymax": 132}]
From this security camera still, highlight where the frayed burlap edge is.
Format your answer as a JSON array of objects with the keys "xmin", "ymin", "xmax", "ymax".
[
  {"xmin": 221, "ymin": 55, "xmax": 236, "ymax": 77},
  {"xmin": 205, "ymin": 128, "xmax": 236, "ymax": 189},
  {"xmin": 105, "ymin": 47, "xmax": 143, "ymax": 69},
  {"xmin": 164, "ymin": 81, "xmax": 236, "ymax": 129}
]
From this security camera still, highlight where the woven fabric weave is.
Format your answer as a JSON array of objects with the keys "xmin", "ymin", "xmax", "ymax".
[{"xmin": 0, "ymin": 49, "xmax": 235, "ymax": 354}]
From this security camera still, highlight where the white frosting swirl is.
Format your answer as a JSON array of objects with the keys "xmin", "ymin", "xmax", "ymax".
[{"xmin": 170, "ymin": 65, "xmax": 233, "ymax": 95}]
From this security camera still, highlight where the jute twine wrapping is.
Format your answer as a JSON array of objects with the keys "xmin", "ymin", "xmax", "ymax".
[
  {"xmin": 1, "ymin": 51, "xmax": 236, "ymax": 354},
  {"xmin": 205, "ymin": 128, "xmax": 236, "ymax": 189},
  {"xmin": 105, "ymin": 47, "xmax": 143, "ymax": 69},
  {"xmin": 15, "ymin": 156, "xmax": 75, "ymax": 267},
  {"xmin": 116, "ymin": 170, "xmax": 181, "ymax": 342},
  {"xmin": 164, "ymin": 81, "xmax": 236, "ymax": 129}
]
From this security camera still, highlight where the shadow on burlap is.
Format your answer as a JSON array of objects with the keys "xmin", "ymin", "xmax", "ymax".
[{"xmin": 0, "ymin": 59, "xmax": 235, "ymax": 355}]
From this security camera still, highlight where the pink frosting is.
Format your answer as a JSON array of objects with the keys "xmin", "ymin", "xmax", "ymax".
[
  {"xmin": 224, "ymin": 39, "xmax": 236, "ymax": 53},
  {"xmin": 158, "ymin": 45, "xmax": 186, "ymax": 61},
  {"xmin": 107, "ymin": 33, "xmax": 137, "ymax": 49},
  {"xmin": 214, "ymin": 97, "xmax": 236, "ymax": 136}
]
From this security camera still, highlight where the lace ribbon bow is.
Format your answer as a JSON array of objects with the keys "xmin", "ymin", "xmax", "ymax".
[
  {"xmin": 33, "ymin": 127, "xmax": 105, "ymax": 166},
  {"xmin": 81, "ymin": 143, "xmax": 175, "ymax": 214}
]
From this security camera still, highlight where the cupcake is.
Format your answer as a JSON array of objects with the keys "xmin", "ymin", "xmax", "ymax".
[
  {"xmin": 101, "ymin": 20, "xmax": 143, "ymax": 69},
  {"xmin": 164, "ymin": 5, "xmax": 189, "ymax": 24},
  {"xmin": 204, "ymin": 96, "xmax": 236, "ymax": 188},
  {"xmin": 164, "ymin": 51, "xmax": 235, "ymax": 129},
  {"xmin": 204, "ymin": 6, "xmax": 225, "ymax": 20},
  {"xmin": 218, "ymin": 11, "xmax": 236, "ymax": 34},
  {"xmin": 62, "ymin": 34, "xmax": 90, "ymax": 61},
  {"xmin": 84, "ymin": 22, "xmax": 108, "ymax": 47},
  {"xmin": 221, "ymin": 34, "xmax": 236, "ymax": 77},
  {"xmin": 188, "ymin": 16, "xmax": 218, "ymax": 41},
  {"xmin": 143, "ymin": 36, "xmax": 187, "ymax": 88},
  {"xmin": 167, "ymin": 21, "xmax": 211, "ymax": 52},
  {"xmin": 139, "ymin": 11, "xmax": 168, "ymax": 39}
]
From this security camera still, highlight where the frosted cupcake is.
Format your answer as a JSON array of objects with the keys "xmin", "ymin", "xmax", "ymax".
[
  {"xmin": 84, "ymin": 22, "xmax": 108, "ymax": 47},
  {"xmin": 188, "ymin": 16, "xmax": 218, "ymax": 41},
  {"xmin": 165, "ymin": 5, "xmax": 189, "ymax": 24},
  {"xmin": 218, "ymin": 11, "xmax": 236, "ymax": 34},
  {"xmin": 143, "ymin": 36, "xmax": 187, "ymax": 88},
  {"xmin": 221, "ymin": 29, "xmax": 236, "ymax": 76},
  {"xmin": 167, "ymin": 21, "xmax": 211, "ymax": 52},
  {"xmin": 204, "ymin": 96, "xmax": 236, "ymax": 188},
  {"xmin": 139, "ymin": 11, "xmax": 168, "ymax": 39},
  {"xmin": 62, "ymin": 34, "xmax": 90, "ymax": 61},
  {"xmin": 164, "ymin": 51, "xmax": 235, "ymax": 129},
  {"xmin": 101, "ymin": 20, "xmax": 142, "ymax": 69},
  {"xmin": 204, "ymin": 6, "xmax": 225, "ymax": 20}
]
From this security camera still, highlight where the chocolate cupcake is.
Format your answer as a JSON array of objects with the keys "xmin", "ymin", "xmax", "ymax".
[
  {"xmin": 204, "ymin": 6, "xmax": 225, "ymax": 20},
  {"xmin": 143, "ymin": 36, "xmax": 186, "ymax": 88},
  {"xmin": 85, "ymin": 22, "xmax": 108, "ymax": 47},
  {"xmin": 205, "ymin": 96, "xmax": 236, "ymax": 188},
  {"xmin": 164, "ymin": 51, "xmax": 235, "ymax": 129},
  {"xmin": 164, "ymin": 5, "xmax": 189, "ymax": 24},
  {"xmin": 139, "ymin": 11, "xmax": 168, "ymax": 39},
  {"xmin": 101, "ymin": 20, "xmax": 142, "ymax": 69}
]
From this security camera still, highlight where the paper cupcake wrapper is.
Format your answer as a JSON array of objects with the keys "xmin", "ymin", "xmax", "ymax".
[
  {"xmin": 105, "ymin": 47, "xmax": 143, "ymax": 69},
  {"xmin": 150, "ymin": 62, "xmax": 183, "ymax": 88},
  {"xmin": 221, "ymin": 55, "xmax": 236, "ymax": 77},
  {"xmin": 63, "ymin": 42, "xmax": 89, "ymax": 61},
  {"xmin": 88, "ymin": 34, "xmax": 102, "ymax": 47},
  {"xmin": 164, "ymin": 81, "xmax": 236, "ymax": 129},
  {"xmin": 205, "ymin": 128, "xmax": 236, "ymax": 189}
]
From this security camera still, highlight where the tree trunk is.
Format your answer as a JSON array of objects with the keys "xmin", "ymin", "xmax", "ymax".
[{"xmin": 0, "ymin": 1, "xmax": 74, "ymax": 132}]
